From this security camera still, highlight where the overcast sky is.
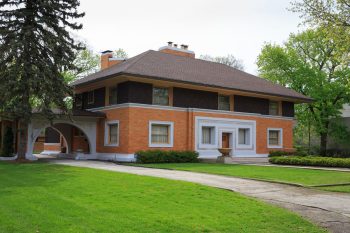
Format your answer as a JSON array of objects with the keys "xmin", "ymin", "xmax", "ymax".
[{"xmin": 76, "ymin": 0, "xmax": 303, "ymax": 74}]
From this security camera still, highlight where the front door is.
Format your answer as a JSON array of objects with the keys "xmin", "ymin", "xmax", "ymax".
[{"xmin": 222, "ymin": 133, "xmax": 230, "ymax": 148}]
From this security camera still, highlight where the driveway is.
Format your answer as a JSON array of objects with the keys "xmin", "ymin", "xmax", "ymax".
[{"xmin": 51, "ymin": 160, "xmax": 350, "ymax": 233}]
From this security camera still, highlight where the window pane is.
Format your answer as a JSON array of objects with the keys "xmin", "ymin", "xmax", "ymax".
[
  {"xmin": 218, "ymin": 95, "xmax": 230, "ymax": 111},
  {"xmin": 153, "ymin": 87, "xmax": 169, "ymax": 106},
  {"xmin": 269, "ymin": 130, "xmax": 280, "ymax": 145},
  {"xmin": 151, "ymin": 124, "xmax": 169, "ymax": 144},
  {"xmin": 238, "ymin": 128, "xmax": 250, "ymax": 145},
  {"xmin": 269, "ymin": 101, "xmax": 279, "ymax": 115},
  {"xmin": 88, "ymin": 91, "xmax": 94, "ymax": 104},
  {"xmin": 202, "ymin": 127, "xmax": 214, "ymax": 144},
  {"xmin": 75, "ymin": 95, "xmax": 82, "ymax": 108},
  {"xmin": 109, "ymin": 86, "xmax": 118, "ymax": 105},
  {"xmin": 109, "ymin": 124, "xmax": 119, "ymax": 144}
]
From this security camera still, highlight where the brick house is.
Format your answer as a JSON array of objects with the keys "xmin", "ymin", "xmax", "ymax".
[{"xmin": 0, "ymin": 43, "xmax": 311, "ymax": 161}]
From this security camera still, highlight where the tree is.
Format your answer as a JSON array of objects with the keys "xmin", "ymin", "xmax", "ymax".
[
  {"xmin": 0, "ymin": 0, "xmax": 84, "ymax": 159},
  {"xmin": 291, "ymin": 0, "xmax": 350, "ymax": 56},
  {"xmin": 114, "ymin": 48, "xmax": 128, "ymax": 59},
  {"xmin": 257, "ymin": 28, "xmax": 350, "ymax": 155},
  {"xmin": 200, "ymin": 54, "xmax": 244, "ymax": 70},
  {"xmin": 291, "ymin": 0, "xmax": 350, "ymax": 27},
  {"xmin": 63, "ymin": 48, "xmax": 100, "ymax": 83},
  {"xmin": 1, "ymin": 127, "xmax": 14, "ymax": 157}
]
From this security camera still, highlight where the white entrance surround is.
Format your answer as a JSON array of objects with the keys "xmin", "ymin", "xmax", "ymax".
[
  {"xmin": 26, "ymin": 116, "xmax": 98, "ymax": 160},
  {"xmin": 195, "ymin": 116, "xmax": 267, "ymax": 158}
]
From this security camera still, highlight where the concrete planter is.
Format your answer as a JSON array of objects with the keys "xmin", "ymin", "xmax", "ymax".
[{"xmin": 0, "ymin": 155, "xmax": 17, "ymax": 161}]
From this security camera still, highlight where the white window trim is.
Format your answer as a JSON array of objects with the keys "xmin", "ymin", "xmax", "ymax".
[
  {"xmin": 198, "ymin": 124, "xmax": 218, "ymax": 149},
  {"xmin": 88, "ymin": 91, "xmax": 95, "ymax": 104},
  {"xmin": 236, "ymin": 125, "xmax": 253, "ymax": 149},
  {"xmin": 267, "ymin": 128, "xmax": 283, "ymax": 149},
  {"xmin": 149, "ymin": 121, "xmax": 174, "ymax": 148},
  {"xmin": 104, "ymin": 120, "xmax": 119, "ymax": 147}
]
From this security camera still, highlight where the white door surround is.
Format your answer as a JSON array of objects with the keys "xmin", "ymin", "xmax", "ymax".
[{"xmin": 195, "ymin": 116, "xmax": 263, "ymax": 158}]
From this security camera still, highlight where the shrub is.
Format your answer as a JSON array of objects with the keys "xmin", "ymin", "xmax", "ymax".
[
  {"xmin": 1, "ymin": 127, "xmax": 14, "ymax": 157},
  {"xmin": 269, "ymin": 156, "xmax": 350, "ymax": 168},
  {"xmin": 136, "ymin": 150, "xmax": 199, "ymax": 164},
  {"xmin": 325, "ymin": 149, "xmax": 350, "ymax": 158},
  {"xmin": 268, "ymin": 150, "xmax": 294, "ymax": 157}
]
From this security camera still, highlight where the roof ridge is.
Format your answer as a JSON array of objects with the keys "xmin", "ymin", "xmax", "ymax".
[{"xmin": 123, "ymin": 50, "xmax": 154, "ymax": 72}]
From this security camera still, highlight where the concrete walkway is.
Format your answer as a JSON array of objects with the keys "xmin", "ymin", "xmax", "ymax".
[{"xmin": 50, "ymin": 160, "xmax": 350, "ymax": 233}]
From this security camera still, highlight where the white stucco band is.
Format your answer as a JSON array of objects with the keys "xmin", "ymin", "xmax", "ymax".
[{"xmin": 25, "ymin": 115, "xmax": 98, "ymax": 160}]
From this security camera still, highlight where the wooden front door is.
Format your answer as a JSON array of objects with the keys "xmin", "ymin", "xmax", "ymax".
[{"xmin": 222, "ymin": 133, "xmax": 230, "ymax": 148}]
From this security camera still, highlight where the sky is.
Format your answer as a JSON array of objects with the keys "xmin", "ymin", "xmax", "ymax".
[{"xmin": 76, "ymin": 0, "xmax": 303, "ymax": 74}]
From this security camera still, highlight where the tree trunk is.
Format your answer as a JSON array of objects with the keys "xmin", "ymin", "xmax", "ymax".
[
  {"xmin": 320, "ymin": 132, "xmax": 328, "ymax": 156},
  {"xmin": 17, "ymin": 121, "xmax": 28, "ymax": 160}
]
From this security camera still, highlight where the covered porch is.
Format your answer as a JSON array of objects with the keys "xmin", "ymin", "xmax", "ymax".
[{"xmin": 25, "ymin": 110, "xmax": 105, "ymax": 160}]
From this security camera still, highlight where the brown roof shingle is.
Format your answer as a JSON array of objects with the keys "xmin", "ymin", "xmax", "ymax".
[{"xmin": 71, "ymin": 50, "xmax": 311, "ymax": 102}]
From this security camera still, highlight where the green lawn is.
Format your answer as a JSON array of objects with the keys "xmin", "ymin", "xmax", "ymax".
[
  {"xmin": 132, "ymin": 163, "xmax": 350, "ymax": 192},
  {"xmin": 0, "ymin": 162, "xmax": 324, "ymax": 233}
]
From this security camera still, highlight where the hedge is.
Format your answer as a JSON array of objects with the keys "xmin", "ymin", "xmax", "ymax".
[
  {"xmin": 269, "ymin": 156, "xmax": 350, "ymax": 168},
  {"xmin": 136, "ymin": 150, "xmax": 199, "ymax": 164}
]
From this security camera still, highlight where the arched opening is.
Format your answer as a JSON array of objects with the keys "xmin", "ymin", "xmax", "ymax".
[{"xmin": 32, "ymin": 123, "xmax": 91, "ymax": 159}]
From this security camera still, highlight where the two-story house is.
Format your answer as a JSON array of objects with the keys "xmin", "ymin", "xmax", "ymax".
[{"xmin": 62, "ymin": 42, "xmax": 311, "ymax": 161}]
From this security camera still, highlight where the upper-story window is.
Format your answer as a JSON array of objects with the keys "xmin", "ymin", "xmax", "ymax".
[
  {"xmin": 87, "ymin": 91, "xmax": 94, "ymax": 104},
  {"xmin": 109, "ymin": 86, "xmax": 118, "ymax": 105},
  {"xmin": 269, "ymin": 101, "xmax": 279, "ymax": 115},
  {"xmin": 218, "ymin": 95, "xmax": 230, "ymax": 111},
  {"xmin": 75, "ymin": 95, "xmax": 82, "ymax": 109},
  {"xmin": 153, "ymin": 87, "xmax": 169, "ymax": 106}
]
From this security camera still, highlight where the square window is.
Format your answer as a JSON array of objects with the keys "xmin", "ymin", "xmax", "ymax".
[
  {"xmin": 153, "ymin": 87, "xmax": 169, "ymax": 106},
  {"xmin": 268, "ymin": 129, "xmax": 282, "ymax": 148},
  {"xmin": 149, "ymin": 121, "xmax": 174, "ymax": 147},
  {"xmin": 151, "ymin": 124, "xmax": 169, "ymax": 144},
  {"xmin": 202, "ymin": 126, "xmax": 215, "ymax": 145},
  {"xmin": 218, "ymin": 95, "xmax": 230, "ymax": 111},
  {"xmin": 109, "ymin": 86, "xmax": 118, "ymax": 105},
  {"xmin": 269, "ymin": 101, "xmax": 279, "ymax": 115},
  {"xmin": 238, "ymin": 128, "xmax": 250, "ymax": 145},
  {"xmin": 88, "ymin": 91, "xmax": 94, "ymax": 104}
]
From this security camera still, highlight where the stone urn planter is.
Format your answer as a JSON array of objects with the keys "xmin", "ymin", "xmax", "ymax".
[{"xmin": 216, "ymin": 148, "xmax": 234, "ymax": 164}]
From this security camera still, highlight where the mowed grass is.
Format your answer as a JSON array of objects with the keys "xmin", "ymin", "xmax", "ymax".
[
  {"xmin": 0, "ymin": 162, "xmax": 324, "ymax": 233},
  {"xmin": 133, "ymin": 163, "xmax": 350, "ymax": 192}
]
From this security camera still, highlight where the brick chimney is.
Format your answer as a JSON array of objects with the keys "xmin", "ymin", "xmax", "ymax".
[
  {"xmin": 159, "ymin": 42, "xmax": 195, "ymax": 58},
  {"xmin": 100, "ymin": 50, "xmax": 124, "ymax": 70}
]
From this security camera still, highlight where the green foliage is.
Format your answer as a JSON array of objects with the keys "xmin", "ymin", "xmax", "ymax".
[
  {"xmin": 63, "ymin": 48, "xmax": 100, "ymax": 84},
  {"xmin": 290, "ymin": 1, "xmax": 350, "ymax": 65},
  {"xmin": 257, "ymin": 28, "xmax": 350, "ymax": 153},
  {"xmin": 1, "ymin": 127, "xmax": 14, "ymax": 157},
  {"xmin": 136, "ymin": 150, "xmax": 199, "ymax": 164},
  {"xmin": 268, "ymin": 151, "xmax": 291, "ymax": 157},
  {"xmin": 269, "ymin": 150, "xmax": 308, "ymax": 157},
  {"xmin": 269, "ymin": 156, "xmax": 350, "ymax": 168},
  {"xmin": 325, "ymin": 149, "xmax": 350, "ymax": 158},
  {"xmin": 0, "ymin": 0, "xmax": 84, "ymax": 122},
  {"xmin": 114, "ymin": 48, "xmax": 128, "ymax": 59},
  {"xmin": 200, "ymin": 54, "xmax": 244, "ymax": 70}
]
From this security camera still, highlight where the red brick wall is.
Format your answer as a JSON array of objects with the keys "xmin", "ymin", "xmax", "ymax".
[{"xmin": 96, "ymin": 106, "xmax": 294, "ymax": 155}]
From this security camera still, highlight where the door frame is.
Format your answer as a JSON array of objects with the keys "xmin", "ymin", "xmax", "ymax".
[{"xmin": 218, "ymin": 128, "xmax": 235, "ymax": 156}]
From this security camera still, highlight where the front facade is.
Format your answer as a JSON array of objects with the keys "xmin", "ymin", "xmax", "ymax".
[{"xmin": 62, "ymin": 43, "xmax": 311, "ymax": 162}]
